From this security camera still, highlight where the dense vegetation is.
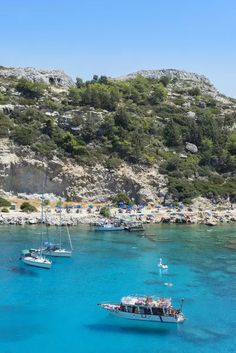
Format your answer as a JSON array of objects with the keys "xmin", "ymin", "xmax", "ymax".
[
  {"xmin": 0, "ymin": 73, "xmax": 235, "ymax": 203},
  {"xmin": 20, "ymin": 202, "xmax": 37, "ymax": 212},
  {"xmin": 0, "ymin": 197, "xmax": 11, "ymax": 207}
]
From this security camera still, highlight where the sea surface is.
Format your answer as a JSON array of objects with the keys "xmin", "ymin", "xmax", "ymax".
[{"xmin": 0, "ymin": 224, "xmax": 235, "ymax": 353}]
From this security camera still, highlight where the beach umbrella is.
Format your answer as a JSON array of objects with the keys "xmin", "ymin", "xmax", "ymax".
[
  {"xmin": 127, "ymin": 204, "xmax": 133, "ymax": 209},
  {"xmin": 88, "ymin": 205, "xmax": 93, "ymax": 209},
  {"xmin": 76, "ymin": 205, "xmax": 82, "ymax": 209},
  {"xmin": 66, "ymin": 205, "xmax": 73, "ymax": 208},
  {"xmin": 156, "ymin": 205, "xmax": 161, "ymax": 209}
]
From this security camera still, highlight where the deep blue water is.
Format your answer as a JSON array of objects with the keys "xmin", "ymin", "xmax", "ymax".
[{"xmin": 0, "ymin": 224, "xmax": 235, "ymax": 353}]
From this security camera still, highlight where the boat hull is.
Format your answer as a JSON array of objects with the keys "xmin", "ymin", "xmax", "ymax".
[
  {"xmin": 92, "ymin": 226, "xmax": 124, "ymax": 231},
  {"xmin": 100, "ymin": 306, "xmax": 184, "ymax": 324},
  {"xmin": 22, "ymin": 257, "xmax": 52, "ymax": 269},
  {"xmin": 42, "ymin": 249, "xmax": 72, "ymax": 257},
  {"xmin": 110, "ymin": 311, "xmax": 180, "ymax": 323}
]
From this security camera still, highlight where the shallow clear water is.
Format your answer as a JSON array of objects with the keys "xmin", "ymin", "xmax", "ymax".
[{"xmin": 0, "ymin": 224, "xmax": 235, "ymax": 353}]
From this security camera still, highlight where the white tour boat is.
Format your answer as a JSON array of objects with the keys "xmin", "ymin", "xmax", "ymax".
[
  {"xmin": 98, "ymin": 295, "xmax": 185, "ymax": 324},
  {"xmin": 158, "ymin": 258, "xmax": 168, "ymax": 269}
]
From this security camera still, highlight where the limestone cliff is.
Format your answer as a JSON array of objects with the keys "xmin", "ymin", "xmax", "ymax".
[{"xmin": 0, "ymin": 139, "xmax": 166, "ymax": 203}]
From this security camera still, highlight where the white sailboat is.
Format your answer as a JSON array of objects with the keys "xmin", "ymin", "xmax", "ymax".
[
  {"xmin": 42, "ymin": 205, "xmax": 73, "ymax": 257},
  {"xmin": 21, "ymin": 192, "xmax": 52, "ymax": 269},
  {"xmin": 21, "ymin": 249, "xmax": 52, "ymax": 269}
]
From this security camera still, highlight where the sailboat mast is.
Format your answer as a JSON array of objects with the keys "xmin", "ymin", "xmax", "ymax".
[
  {"xmin": 59, "ymin": 202, "xmax": 62, "ymax": 249},
  {"xmin": 40, "ymin": 186, "xmax": 44, "ymax": 257},
  {"xmin": 66, "ymin": 225, "xmax": 73, "ymax": 251}
]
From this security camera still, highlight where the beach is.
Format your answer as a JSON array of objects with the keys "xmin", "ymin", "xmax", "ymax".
[{"xmin": 0, "ymin": 202, "xmax": 235, "ymax": 226}]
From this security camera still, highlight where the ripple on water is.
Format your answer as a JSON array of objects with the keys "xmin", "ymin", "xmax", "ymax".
[
  {"xmin": 0, "ymin": 323, "xmax": 44, "ymax": 343},
  {"xmin": 180, "ymin": 326, "xmax": 229, "ymax": 345},
  {"xmin": 8, "ymin": 266, "xmax": 39, "ymax": 277}
]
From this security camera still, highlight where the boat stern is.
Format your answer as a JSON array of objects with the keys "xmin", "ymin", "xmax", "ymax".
[{"xmin": 176, "ymin": 313, "xmax": 185, "ymax": 323}]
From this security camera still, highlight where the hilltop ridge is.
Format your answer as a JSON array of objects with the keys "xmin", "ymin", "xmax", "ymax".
[
  {"xmin": 0, "ymin": 66, "xmax": 74, "ymax": 88},
  {"xmin": 0, "ymin": 65, "xmax": 235, "ymax": 205}
]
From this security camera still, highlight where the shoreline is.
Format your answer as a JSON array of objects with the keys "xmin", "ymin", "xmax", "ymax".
[{"xmin": 0, "ymin": 206, "xmax": 235, "ymax": 226}]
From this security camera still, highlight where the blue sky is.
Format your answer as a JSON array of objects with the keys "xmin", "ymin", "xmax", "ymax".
[{"xmin": 1, "ymin": 0, "xmax": 235, "ymax": 97}]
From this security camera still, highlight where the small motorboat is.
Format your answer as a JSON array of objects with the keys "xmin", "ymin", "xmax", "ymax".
[
  {"xmin": 91, "ymin": 221, "xmax": 124, "ymax": 231},
  {"xmin": 125, "ymin": 222, "xmax": 144, "ymax": 232},
  {"xmin": 158, "ymin": 258, "xmax": 168, "ymax": 269}
]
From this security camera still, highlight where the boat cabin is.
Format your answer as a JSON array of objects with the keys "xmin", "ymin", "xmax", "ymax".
[{"xmin": 119, "ymin": 295, "xmax": 178, "ymax": 317}]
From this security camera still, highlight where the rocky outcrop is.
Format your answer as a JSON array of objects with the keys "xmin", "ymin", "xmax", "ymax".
[
  {"xmin": 0, "ymin": 66, "xmax": 75, "ymax": 88},
  {"xmin": 116, "ymin": 69, "xmax": 212, "ymax": 85},
  {"xmin": 0, "ymin": 139, "xmax": 167, "ymax": 204},
  {"xmin": 114, "ymin": 69, "xmax": 223, "ymax": 99}
]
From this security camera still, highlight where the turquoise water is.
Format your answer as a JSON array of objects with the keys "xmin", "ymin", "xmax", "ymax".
[{"xmin": 0, "ymin": 225, "xmax": 235, "ymax": 353}]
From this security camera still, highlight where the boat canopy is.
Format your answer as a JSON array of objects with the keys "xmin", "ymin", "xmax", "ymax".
[{"xmin": 121, "ymin": 295, "xmax": 171, "ymax": 308}]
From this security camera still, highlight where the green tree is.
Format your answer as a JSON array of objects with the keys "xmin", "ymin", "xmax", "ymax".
[
  {"xmin": 0, "ymin": 197, "xmax": 11, "ymax": 207},
  {"xmin": 13, "ymin": 125, "xmax": 36, "ymax": 145},
  {"xmin": 100, "ymin": 206, "xmax": 110, "ymax": 218},
  {"xmin": 188, "ymin": 87, "xmax": 201, "ymax": 96},
  {"xmin": 113, "ymin": 192, "xmax": 132, "ymax": 205},
  {"xmin": 68, "ymin": 87, "xmax": 81, "ymax": 105},
  {"xmin": 20, "ymin": 202, "xmax": 37, "ymax": 212},
  {"xmin": 163, "ymin": 121, "xmax": 182, "ymax": 146},
  {"xmin": 98, "ymin": 75, "xmax": 108, "ymax": 84},
  {"xmin": 159, "ymin": 75, "xmax": 171, "ymax": 87},
  {"xmin": 227, "ymin": 133, "xmax": 236, "ymax": 155},
  {"xmin": 149, "ymin": 83, "xmax": 167, "ymax": 104},
  {"xmin": 0, "ymin": 113, "xmax": 12, "ymax": 137},
  {"xmin": 76, "ymin": 77, "xmax": 83, "ymax": 88},
  {"xmin": 16, "ymin": 78, "xmax": 46, "ymax": 99}
]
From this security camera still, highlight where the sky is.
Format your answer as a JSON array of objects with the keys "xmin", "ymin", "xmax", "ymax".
[{"xmin": 0, "ymin": 0, "xmax": 235, "ymax": 97}]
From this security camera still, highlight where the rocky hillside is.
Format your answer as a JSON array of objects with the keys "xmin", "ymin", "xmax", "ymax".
[{"xmin": 0, "ymin": 66, "xmax": 235, "ymax": 204}]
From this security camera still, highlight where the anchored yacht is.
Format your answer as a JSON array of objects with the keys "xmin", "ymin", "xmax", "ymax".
[{"xmin": 98, "ymin": 295, "xmax": 185, "ymax": 324}]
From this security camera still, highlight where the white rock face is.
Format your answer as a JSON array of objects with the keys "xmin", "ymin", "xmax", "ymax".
[
  {"xmin": 185, "ymin": 142, "xmax": 198, "ymax": 153},
  {"xmin": 114, "ymin": 69, "xmax": 220, "ymax": 98},
  {"xmin": 116, "ymin": 69, "xmax": 211, "ymax": 84},
  {"xmin": 0, "ymin": 139, "xmax": 167, "ymax": 204},
  {"xmin": 0, "ymin": 67, "xmax": 75, "ymax": 88}
]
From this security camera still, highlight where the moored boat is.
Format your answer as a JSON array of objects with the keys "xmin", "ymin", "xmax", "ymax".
[
  {"xmin": 21, "ymin": 249, "xmax": 52, "ymax": 269},
  {"xmin": 41, "ymin": 242, "xmax": 72, "ymax": 257},
  {"xmin": 91, "ymin": 221, "xmax": 124, "ymax": 231},
  {"xmin": 98, "ymin": 295, "xmax": 185, "ymax": 324},
  {"xmin": 125, "ymin": 222, "xmax": 144, "ymax": 232}
]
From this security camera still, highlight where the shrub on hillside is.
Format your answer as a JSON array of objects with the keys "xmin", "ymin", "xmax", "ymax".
[
  {"xmin": 100, "ymin": 206, "xmax": 110, "ymax": 218},
  {"xmin": 113, "ymin": 192, "xmax": 132, "ymax": 205},
  {"xmin": 0, "ymin": 197, "xmax": 11, "ymax": 207},
  {"xmin": 16, "ymin": 78, "xmax": 46, "ymax": 99},
  {"xmin": 20, "ymin": 202, "xmax": 37, "ymax": 212},
  {"xmin": 1, "ymin": 207, "xmax": 9, "ymax": 213}
]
